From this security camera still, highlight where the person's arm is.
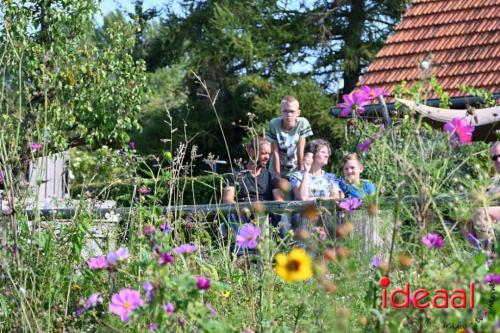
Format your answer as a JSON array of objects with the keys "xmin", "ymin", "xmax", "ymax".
[
  {"xmin": 271, "ymin": 142, "xmax": 281, "ymax": 176},
  {"xmin": 296, "ymin": 137, "xmax": 306, "ymax": 171},
  {"xmin": 329, "ymin": 187, "xmax": 342, "ymax": 200},
  {"xmin": 270, "ymin": 172, "xmax": 285, "ymax": 202},
  {"xmin": 293, "ymin": 172, "xmax": 310, "ymax": 201},
  {"xmin": 222, "ymin": 186, "xmax": 235, "ymax": 203},
  {"xmin": 272, "ymin": 189, "xmax": 285, "ymax": 202}
]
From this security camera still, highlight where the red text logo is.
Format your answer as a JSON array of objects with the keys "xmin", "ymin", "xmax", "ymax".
[{"xmin": 380, "ymin": 277, "xmax": 475, "ymax": 309}]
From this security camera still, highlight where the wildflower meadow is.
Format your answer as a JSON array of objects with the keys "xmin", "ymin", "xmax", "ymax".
[{"xmin": 0, "ymin": 1, "xmax": 499, "ymax": 333}]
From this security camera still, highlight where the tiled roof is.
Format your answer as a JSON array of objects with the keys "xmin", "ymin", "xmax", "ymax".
[{"xmin": 358, "ymin": 0, "xmax": 500, "ymax": 99}]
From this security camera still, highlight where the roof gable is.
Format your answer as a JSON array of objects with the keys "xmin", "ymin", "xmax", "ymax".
[{"xmin": 359, "ymin": 0, "xmax": 500, "ymax": 98}]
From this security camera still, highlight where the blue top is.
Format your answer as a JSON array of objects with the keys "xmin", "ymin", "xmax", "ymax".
[{"xmin": 338, "ymin": 179, "xmax": 376, "ymax": 199}]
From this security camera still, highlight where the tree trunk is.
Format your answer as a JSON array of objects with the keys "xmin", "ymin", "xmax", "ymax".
[{"xmin": 342, "ymin": 0, "xmax": 365, "ymax": 94}]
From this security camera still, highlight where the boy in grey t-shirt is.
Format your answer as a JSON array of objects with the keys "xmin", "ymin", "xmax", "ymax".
[{"xmin": 266, "ymin": 96, "xmax": 313, "ymax": 178}]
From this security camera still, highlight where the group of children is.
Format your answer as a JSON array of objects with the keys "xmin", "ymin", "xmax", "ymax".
[{"xmin": 265, "ymin": 95, "xmax": 375, "ymax": 201}]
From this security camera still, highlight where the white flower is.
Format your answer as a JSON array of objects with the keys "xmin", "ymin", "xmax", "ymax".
[{"xmin": 104, "ymin": 211, "xmax": 120, "ymax": 223}]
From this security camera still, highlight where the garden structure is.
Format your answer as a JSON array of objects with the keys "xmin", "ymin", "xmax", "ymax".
[{"xmin": 332, "ymin": 0, "xmax": 500, "ymax": 138}]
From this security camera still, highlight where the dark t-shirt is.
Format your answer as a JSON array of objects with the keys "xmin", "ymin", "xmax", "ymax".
[{"xmin": 226, "ymin": 167, "xmax": 280, "ymax": 202}]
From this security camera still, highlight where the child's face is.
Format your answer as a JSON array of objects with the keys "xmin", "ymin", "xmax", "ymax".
[
  {"xmin": 343, "ymin": 160, "xmax": 363, "ymax": 181},
  {"xmin": 280, "ymin": 100, "xmax": 300, "ymax": 128}
]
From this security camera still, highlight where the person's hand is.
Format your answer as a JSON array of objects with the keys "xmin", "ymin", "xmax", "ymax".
[{"xmin": 303, "ymin": 152, "xmax": 313, "ymax": 173}]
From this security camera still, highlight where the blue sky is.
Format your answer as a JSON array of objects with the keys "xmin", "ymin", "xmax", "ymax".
[{"xmin": 100, "ymin": 0, "xmax": 167, "ymax": 15}]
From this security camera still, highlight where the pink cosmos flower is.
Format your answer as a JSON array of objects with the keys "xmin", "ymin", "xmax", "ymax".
[
  {"xmin": 109, "ymin": 289, "xmax": 144, "ymax": 322},
  {"xmin": 87, "ymin": 256, "xmax": 108, "ymax": 269},
  {"xmin": 357, "ymin": 139, "xmax": 372, "ymax": 153},
  {"xmin": 443, "ymin": 118, "xmax": 475, "ymax": 148},
  {"xmin": 173, "ymin": 244, "xmax": 198, "ymax": 254},
  {"xmin": 30, "ymin": 143, "xmax": 43, "ymax": 151},
  {"xmin": 338, "ymin": 198, "xmax": 363, "ymax": 211},
  {"xmin": 143, "ymin": 224, "xmax": 156, "ymax": 236},
  {"xmin": 159, "ymin": 252, "xmax": 174, "ymax": 266},
  {"xmin": 107, "ymin": 248, "xmax": 130, "ymax": 265},
  {"xmin": 236, "ymin": 224, "xmax": 261, "ymax": 249},
  {"xmin": 196, "ymin": 276, "xmax": 211, "ymax": 290},
  {"xmin": 163, "ymin": 303, "xmax": 175, "ymax": 313},
  {"xmin": 149, "ymin": 323, "xmax": 158, "ymax": 331},
  {"xmin": 338, "ymin": 91, "xmax": 370, "ymax": 117},
  {"xmin": 360, "ymin": 85, "xmax": 387, "ymax": 100},
  {"xmin": 484, "ymin": 274, "xmax": 500, "ymax": 284},
  {"xmin": 421, "ymin": 233, "xmax": 444, "ymax": 249}
]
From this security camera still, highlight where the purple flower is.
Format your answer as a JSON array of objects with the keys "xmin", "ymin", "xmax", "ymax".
[
  {"xmin": 0, "ymin": 171, "xmax": 4, "ymax": 184},
  {"xmin": 75, "ymin": 306, "xmax": 86, "ymax": 317},
  {"xmin": 160, "ymin": 222, "xmax": 171, "ymax": 233},
  {"xmin": 30, "ymin": 143, "xmax": 43, "ymax": 151},
  {"xmin": 149, "ymin": 323, "xmax": 158, "ymax": 331},
  {"xmin": 338, "ymin": 91, "xmax": 369, "ymax": 117},
  {"xmin": 360, "ymin": 85, "xmax": 387, "ymax": 100},
  {"xmin": 484, "ymin": 274, "xmax": 500, "ymax": 284},
  {"xmin": 107, "ymin": 248, "xmax": 130, "ymax": 265},
  {"xmin": 205, "ymin": 302, "xmax": 218, "ymax": 318},
  {"xmin": 109, "ymin": 288, "xmax": 144, "ymax": 322},
  {"xmin": 159, "ymin": 252, "xmax": 174, "ymax": 266},
  {"xmin": 138, "ymin": 186, "xmax": 151, "ymax": 194},
  {"xmin": 443, "ymin": 118, "xmax": 475, "ymax": 148},
  {"xmin": 421, "ymin": 233, "xmax": 444, "ymax": 249},
  {"xmin": 143, "ymin": 281, "xmax": 154, "ymax": 302},
  {"xmin": 143, "ymin": 224, "xmax": 156, "ymax": 236},
  {"xmin": 236, "ymin": 224, "xmax": 261, "ymax": 249},
  {"xmin": 196, "ymin": 276, "xmax": 211, "ymax": 290},
  {"xmin": 357, "ymin": 139, "xmax": 372, "ymax": 153},
  {"xmin": 313, "ymin": 226, "xmax": 327, "ymax": 241},
  {"xmin": 75, "ymin": 292, "xmax": 103, "ymax": 316},
  {"xmin": 87, "ymin": 256, "xmax": 108, "ymax": 269},
  {"xmin": 85, "ymin": 292, "xmax": 103, "ymax": 309},
  {"xmin": 467, "ymin": 233, "xmax": 482, "ymax": 249},
  {"xmin": 173, "ymin": 244, "xmax": 198, "ymax": 254},
  {"xmin": 129, "ymin": 141, "xmax": 136, "ymax": 150},
  {"xmin": 338, "ymin": 198, "xmax": 363, "ymax": 212},
  {"xmin": 163, "ymin": 303, "xmax": 175, "ymax": 313},
  {"xmin": 370, "ymin": 256, "xmax": 381, "ymax": 267}
]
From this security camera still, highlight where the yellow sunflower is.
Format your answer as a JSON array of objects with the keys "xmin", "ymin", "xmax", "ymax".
[{"xmin": 274, "ymin": 248, "xmax": 313, "ymax": 282}]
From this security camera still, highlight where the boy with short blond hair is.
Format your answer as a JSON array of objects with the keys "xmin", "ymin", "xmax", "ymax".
[{"xmin": 266, "ymin": 96, "xmax": 313, "ymax": 178}]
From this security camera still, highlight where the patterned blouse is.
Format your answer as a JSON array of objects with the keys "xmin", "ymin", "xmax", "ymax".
[{"xmin": 289, "ymin": 170, "xmax": 341, "ymax": 199}]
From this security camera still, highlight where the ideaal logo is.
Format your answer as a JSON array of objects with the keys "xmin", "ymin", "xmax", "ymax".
[{"xmin": 379, "ymin": 277, "xmax": 475, "ymax": 309}]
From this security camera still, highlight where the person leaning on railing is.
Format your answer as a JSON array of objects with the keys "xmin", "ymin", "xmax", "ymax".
[
  {"xmin": 289, "ymin": 139, "xmax": 343, "ymax": 235},
  {"xmin": 472, "ymin": 141, "xmax": 500, "ymax": 243},
  {"xmin": 221, "ymin": 137, "xmax": 288, "ymax": 252}
]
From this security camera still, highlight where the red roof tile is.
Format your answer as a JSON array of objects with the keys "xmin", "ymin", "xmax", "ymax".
[{"xmin": 358, "ymin": 0, "xmax": 500, "ymax": 100}]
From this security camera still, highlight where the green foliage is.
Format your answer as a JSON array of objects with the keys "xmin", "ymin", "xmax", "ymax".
[
  {"xmin": 393, "ymin": 76, "xmax": 451, "ymax": 108},
  {"xmin": 0, "ymin": 0, "xmax": 148, "ymax": 150},
  {"xmin": 458, "ymin": 85, "xmax": 499, "ymax": 107},
  {"xmin": 134, "ymin": 0, "xmax": 408, "ymax": 162}
]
